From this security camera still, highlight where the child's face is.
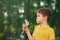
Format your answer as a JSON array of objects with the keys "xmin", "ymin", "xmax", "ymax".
[{"xmin": 36, "ymin": 13, "xmax": 45, "ymax": 24}]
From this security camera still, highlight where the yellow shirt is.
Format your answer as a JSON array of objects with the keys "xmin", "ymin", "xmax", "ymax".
[{"xmin": 32, "ymin": 25, "xmax": 55, "ymax": 40}]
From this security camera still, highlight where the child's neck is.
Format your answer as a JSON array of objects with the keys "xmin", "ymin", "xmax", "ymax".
[{"xmin": 39, "ymin": 21, "xmax": 48, "ymax": 26}]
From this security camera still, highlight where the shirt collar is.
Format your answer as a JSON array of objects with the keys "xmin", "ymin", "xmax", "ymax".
[{"xmin": 39, "ymin": 24, "xmax": 50, "ymax": 29}]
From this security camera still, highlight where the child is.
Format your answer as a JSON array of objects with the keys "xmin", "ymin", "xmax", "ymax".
[{"xmin": 22, "ymin": 8, "xmax": 55, "ymax": 40}]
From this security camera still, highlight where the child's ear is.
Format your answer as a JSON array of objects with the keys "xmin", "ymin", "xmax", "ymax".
[{"xmin": 44, "ymin": 16, "xmax": 47, "ymax": 20}]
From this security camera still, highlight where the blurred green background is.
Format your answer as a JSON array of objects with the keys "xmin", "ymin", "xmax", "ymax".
[{"xmin": 0, "ymin": 0, "xmax": 60, "ymax": 40}]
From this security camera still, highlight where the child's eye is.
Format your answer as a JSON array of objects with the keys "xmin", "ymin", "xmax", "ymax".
[{"xmin": 37, "ymin": 15, "xmax": 40, "ymax": 17}]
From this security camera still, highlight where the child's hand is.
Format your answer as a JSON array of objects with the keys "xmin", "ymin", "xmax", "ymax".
[{"xmin": 22, "ymin": 24, "xmax": 29, "ymax": 33}]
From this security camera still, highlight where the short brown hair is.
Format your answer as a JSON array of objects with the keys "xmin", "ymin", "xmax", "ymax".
[{"xmin": 37, "ymin": 8, "xmax": 52, "ymax": 21}]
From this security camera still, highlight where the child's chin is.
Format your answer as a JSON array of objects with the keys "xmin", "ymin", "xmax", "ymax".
[
  {"xmin": 36, "ymin": 22, "xmax": 41, "ymax": 24},
  {"xmin": 37, "ymin": 22, "xmax": 39, "ymax": 24}
]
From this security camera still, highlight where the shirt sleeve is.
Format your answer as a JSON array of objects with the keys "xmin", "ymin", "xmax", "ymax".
[
  {"xmin": 49, "ymin": 28, "xmax": 55, "ymax": 40},
  {"xmin": 32, "ymin": 27, "xmax": 36, "ymax": 36},
  {"xmin": 32, "ymin": 26, "xmax": 37, "ymax": 36}
]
